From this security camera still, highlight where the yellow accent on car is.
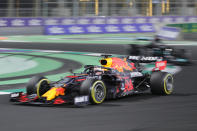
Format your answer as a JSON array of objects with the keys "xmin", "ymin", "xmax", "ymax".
[
  {"xmin": 42, "ymin": 87, "xmax": 65, "ymax": 101},
  {"xmin": 42, "ymin": 88, "xmax": 58, "ymax": 101},
  {"xmin": 100, "ymin": 58, "xmax": 112, "ymax": 68},
  {"xmin": 164, "ymin": 74, "xmax": 173, "ymax": 95},
  {"xmin": 36, "ymin": 79, "xmax": 50, "ymax": 98},
  {"xmin": 91, "ymin": 80, "xmax": 106, "ymax": 104}
]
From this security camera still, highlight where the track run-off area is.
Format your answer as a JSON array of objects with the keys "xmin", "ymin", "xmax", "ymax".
[
  {"xmin": 0, "ymin": 34, "xmax": 196, "ymax": 131},
  {"xmin": 1, "ymin": 34, "xmax": 197, "ymax": 45}
]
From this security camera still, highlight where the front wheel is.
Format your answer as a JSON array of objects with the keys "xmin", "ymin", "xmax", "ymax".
[
  {"xmin": 150, "ymin": 72, "xmax": 174, "ymax": 95},
  {"xmin": 26, "ymin": 76, "xmax": 51, "ymax": 97},
  {"xmin": 80, "ymin": 78, "xmax": 106, "ymax": 104}
]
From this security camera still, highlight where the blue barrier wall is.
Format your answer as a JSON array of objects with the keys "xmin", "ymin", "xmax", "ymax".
[
  {"xmin": 44, "ymin": 23, "xmax": 155, "ymax": 35},
  {"xmin": 0, "ymin": 16, "xmax": 196, "ymax": 35}
]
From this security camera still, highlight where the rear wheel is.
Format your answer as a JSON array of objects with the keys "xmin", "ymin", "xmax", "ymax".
[
  {"xmin": 150, "ymin": 72, "xmax": 174, "ymax": 95},
  {"xmin": 80, "ymin": 78, "xmax": 106, "ymax": 104},
  {"xmin": 26, "ymin": 76, "xmax": 51, "ymax": 97}
]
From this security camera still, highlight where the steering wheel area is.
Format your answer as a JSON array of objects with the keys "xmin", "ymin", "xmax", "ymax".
[{"xmin": 83, "ymin": 65, "xmax": 111, "ymax": 75}]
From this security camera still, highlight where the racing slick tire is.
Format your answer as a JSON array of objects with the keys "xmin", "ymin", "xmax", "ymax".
[
  {"xmin": 26, "ymin": 75, "xmax": 51, "ymax": 97},
  {"xmin": 150, "ymin": 72, "xmax": 174, "ymax": 95},
  {"xmin": 171, "ymin": 48, "xmax": 192, "ymax": 65},
  {"xmin": 80, "ymin": 78, "xmax": 106, "ymax": 104},
  {"xmin": 173, "ymin": 49, "xmax": 186, "ymax": 58},
  {"xmin": 128, "ymin": 44, "xmax": 149, "ymax": 56}
]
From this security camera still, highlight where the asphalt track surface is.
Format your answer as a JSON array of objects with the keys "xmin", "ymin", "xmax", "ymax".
[{"xmin": 0, "ymin": 42, "xmax": 197, "ymax": 131}]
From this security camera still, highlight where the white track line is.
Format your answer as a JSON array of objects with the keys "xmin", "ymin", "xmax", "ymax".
[{"xmin": 0, "ymin": 92, "xmax": 11, "ymax": 95}]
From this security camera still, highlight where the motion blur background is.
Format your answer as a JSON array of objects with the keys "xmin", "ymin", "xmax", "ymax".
[
  {"xmin": 0, "ymin": 1, "xmax": 197, "ymax": 131},
  {"xmin": 0, "ymin": 0, "xmax": 197, "ymax": 17},
  {"xmin": 1, "ymin": 0, "xmax": 197, "ymax": 40}
]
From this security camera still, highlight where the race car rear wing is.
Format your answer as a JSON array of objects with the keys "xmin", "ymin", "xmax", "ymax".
[{"xmin": 128, "ymin": 56, "xmax": 163, "ymax": 63}]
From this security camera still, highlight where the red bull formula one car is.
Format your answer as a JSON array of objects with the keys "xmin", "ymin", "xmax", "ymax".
[{"xmin": 10, "ymin": 55, "xmax": 174, "ymax": 106}]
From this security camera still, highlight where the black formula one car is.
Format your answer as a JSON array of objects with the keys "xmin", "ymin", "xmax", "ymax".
[
  {"xmin": 128, "ymin": 37, "xmax": 192, "ymax": 65},
  {"xmin": 10, "ymin": 55, "xmax": 174, "ymax": 107}
]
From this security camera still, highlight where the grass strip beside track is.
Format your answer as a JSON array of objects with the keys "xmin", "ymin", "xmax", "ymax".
[
  {"xmin": 2, "ymin": 34, "xmax": 197, "ymax": 45},
  {"xmin": 0, "ymin": 52, "xmax": 100, "ymax": 86},
  {"xmin": 0, "ymin": 54, "xmax": 62, "ymax": 79},
  {"xmin": 3, "ymin": 34, "xmax": 153, "ymax": 44}
]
